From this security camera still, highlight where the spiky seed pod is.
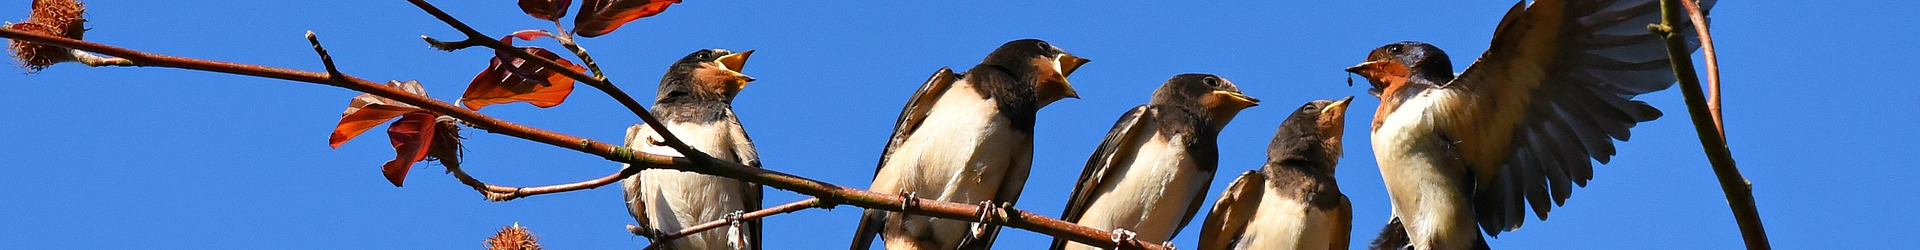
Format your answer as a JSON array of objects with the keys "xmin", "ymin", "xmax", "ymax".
[
  {"xmin": 485, "ymin": 223, "xmax": 542, "ymax": 250},
  {"xmin": 9, "ymin": 0, "xmax": 88, "ymax": 72}
]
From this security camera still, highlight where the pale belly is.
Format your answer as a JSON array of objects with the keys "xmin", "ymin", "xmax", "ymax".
[
  {"xmin": 1233, "ymin": 193, "xmax": 1332, "ymax": 250},
  {"xmin": 1372, "ymin": 91, "xmax": 1477, "ymax": 250},
  {"xmin": 625, "ymin": 120, "xmax": 755, "ymax": 250},
  {"xmin": 1065, "ymin": 134, "xmax": 1207, "ymax": 250},
  {"xmin": 870, "ymin": 87, "xmax": 1023, "ymax": 249}
]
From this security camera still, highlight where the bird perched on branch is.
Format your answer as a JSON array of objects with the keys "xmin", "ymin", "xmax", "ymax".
[
  {"xmin": 623, "ymin": 49, "xmax": 762, "ymax": 250},
  {"xmin": 1198, "ymin": 97, "xmax": 1354, "ymax": 250},
  {"xmin": 1344, "ymin": 0, "xmax": 1713, "ymax": 249},
  {"xmin": 1051, "ymin": 74, "xmax": 1259, "ymax": 250},
  {"xmin": 852, "ymin": 39, "xmax": 1089, "ymax": 250}
]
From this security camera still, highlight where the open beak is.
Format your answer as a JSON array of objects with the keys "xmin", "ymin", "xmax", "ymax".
[
  {"xmin": 716, "ymin": 50, "xmax": 755, "ymax": 82},
  {"xmin": 1058, "ymin": 54, "xmax": 1090, "ymax": 77},
  {"xmin": 1212, "ymin": 90, "xmax": 1260, "ymax": 108}
]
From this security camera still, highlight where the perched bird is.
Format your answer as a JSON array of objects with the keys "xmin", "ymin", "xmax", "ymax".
[
  {"xmin": 1344, "ymin": 0, "xmax": 1713, "ymax": 249},
  {"xmin": 1198, "ymin": 97, "xmax": 1355, "ymax": 250},
  {"xmin": 852, "ymin": 39, "xmax": 1089, "ymax": 250},
  {"xmin": 1051, "ymin": 74, "xmax": 1260, "ymax": 250},
  {"xmin": 623, "ymin": 49, "xmax": 762, "ymax": 250}
]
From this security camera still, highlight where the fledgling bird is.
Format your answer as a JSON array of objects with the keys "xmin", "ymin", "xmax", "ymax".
[
  {"xmin": 1051, "ymin": 74, "xmax": 1260, "ymax": 250},
  {"xmin": 851, "ymin": 39, "xmax": 1089, "ymax": 250},
  {"xmin": 1345, "ymin": 0, "xmax": 1714, "ymax": 249},
  {"xmin": 623, "ymin": 49, "xmax": 762, "ymax": 250},
  {"xmin": 1198, "ymin": 97, "xmax": 1355, "ymax": 250}
]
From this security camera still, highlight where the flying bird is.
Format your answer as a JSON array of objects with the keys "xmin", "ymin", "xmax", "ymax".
[
  {"xmin": 1051, "ymin": 74, "xmax": 1259, "ymax": 250},
  {"xmin": 623, "ymin": 49, "xmax": 763, "ymax": 250},
  {"xmin": 1198, "ymin": 97, "xmax": 1354, "ymax": 250},
  {"xmin": 1344, "ymin": 0, "xmax": 1713, "ymax": 249},
  {"xmin": 851, "ymin": 39, "xmax": 1089, "ymax": 250}
]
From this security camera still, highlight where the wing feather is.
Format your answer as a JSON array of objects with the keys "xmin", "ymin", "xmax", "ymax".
[
  {"xmin": 1049, "ymin": 106, "xmax": 1153, "ymax": 250},
  {"xmin": 852, "ymin": 67, "xmax": 961, "ymax": 250},
  {"xmin": 1439, "ymin": 0, "xmax": 1712, "ymax": 235},
  {"xmin": 1198, "ymin": 171, "xmax": 1265, "ymax": 250}
]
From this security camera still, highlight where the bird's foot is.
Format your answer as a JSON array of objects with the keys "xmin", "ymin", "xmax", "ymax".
[
  {"xmin": 1109, "ymin": 228, "xmax": 1137, "ymax": 248},
  {"xmin": 1160, "ymin": 240, "xmax": 1179, "ymax": 250},
  {"xmin": 724, "ymin": 211, "xmax": 750, "ymax": 250},
  {"xmin": 969, "ymin": 200, "xmax": 1003, "ymax": 238},
  {"xmin": 899, "ymin": 190, "xmax": 920, "ymax": 211}
]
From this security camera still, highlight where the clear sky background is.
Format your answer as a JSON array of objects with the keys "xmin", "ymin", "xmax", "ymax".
[{"xmin": 3, "ymin": 1, "xmax": 1913, "ymax": 249}]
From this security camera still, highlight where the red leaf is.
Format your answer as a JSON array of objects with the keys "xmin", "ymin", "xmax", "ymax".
[
  {"xmin": 462, "ymin": 44, "xmax": 581, "ymax": 111},
  {"xmin": 382, "ymin": 112, "xmax": 439, "ymax": 187},
  {"xmin": 573, "ymin": 0, "xmax": 682, "ymax": 37},
  {"xmin": 330, "ymin": 80, "xmax": 429, "ymax": 148},
  {"xmin": 518, "ymin": 0, "xmax": 573, "ymax": 21}
]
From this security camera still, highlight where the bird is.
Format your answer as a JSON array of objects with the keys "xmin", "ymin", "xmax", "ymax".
[
  {"xmin": 851, "ymin": 39, "xmax": 1090, "ymax": 250},
  {"xmin": 622, "ymin": 48, "xmax": 763, "ymax": 250},
  {"xmin": 1344, "ymin": 0, "xmax": 1714, "ymax": 249},
  {"xmin": 1197, "ymin": 97, "xmax": 1354, "ymax": 250},
  {"xmin": 1050, "ymin": 74, "xmax": 1260, "ymax": 250}
]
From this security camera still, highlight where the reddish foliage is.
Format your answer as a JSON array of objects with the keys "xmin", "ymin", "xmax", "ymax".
[
  {"xmin": 574, "ymin": 0, "xmax": 682, "ymax": 37},
  {"xmin": 460, "ymin": 32, "xmax": 581, "ymax": 111},
  {"xmin": 518, "ymin": 0, "xmax": 572, "ymax": 21},
  {"xmin": 381, "ymin": 112, "xmax": 439, "ymax": 187}
]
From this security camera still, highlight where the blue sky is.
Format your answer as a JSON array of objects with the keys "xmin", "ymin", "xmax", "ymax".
[{"xmin": 3, "ymin": 1, "xmax": 1913, "ymax": 249}]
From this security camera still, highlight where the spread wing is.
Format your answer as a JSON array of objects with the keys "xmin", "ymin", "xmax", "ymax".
[
  {"xmin": 621, "ymin": 124, "xmax": 656, "ymax": 238},
  {"xmin": 1198, "ymin": 171, "xmax": 1266, "ymax": 250},
  {"xmin": 727, "ymin": 117, "xmax": 765, "ymax": 250},
  {"xmin": 852, "ymin": 67, "xmax": 960, "ymax": 250},
  {"xmin": 1049, "ymin": 105, "xmax": 1153, "ymax": 250},
  {"xmin": 1436, "ymin": 0, "xmax": 1714, "ymax": 235}
]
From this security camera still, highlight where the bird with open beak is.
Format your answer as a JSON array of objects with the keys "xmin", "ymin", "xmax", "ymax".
[
  {"xmin": 1345, "ymin": 0, "xmax": 1714, "ymax": 249},
  {"xmin": 623, "ymin": 48, "xmax": 762, "ymax": 250},
  {"xmin": 851, "ymin": 39, "xmax": 1089, "ymax": 250},
  {"xmin": 1050, "ymin": 74, "xmax": 1259, "ymax": 250},
  {"xmin": 1198, "ymin": 97, "xmax": 1354, "ymax": 250}
]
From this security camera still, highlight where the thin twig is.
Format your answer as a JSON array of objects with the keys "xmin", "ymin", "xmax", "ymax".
[
  {"xmin": 403, "ymin": 0, "xmax": 706, "ymax": 161},
  {"xmin": 1652, "ymin": 1, "xmax": 1769, "ymax": 249},
  {"xmin": 0, "ymin": 27, "xmax": 1165, "ymax": 250},
  {"xmin": 551, "ymin": 20, "xmax": 607, "ymax": 79},
  {"xmin": 1680, "ymin": 0, "xmax": 1723, "ymax": 137},
  {"xmin": 639, "ymin": 198, "xmax": 823, "ymax": 250},
  {"xmin": 304, "ymin": 31, "xmax": 343, "ymax": 81}
]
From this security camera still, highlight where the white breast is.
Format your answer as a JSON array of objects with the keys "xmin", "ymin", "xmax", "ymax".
[
  {"xmin": 625, "ymin": 120, "xmax": 753, "ymax": 250},
  {"xmin": 1232, "ymin": 193, "xmax": 1333, "ymax": 250},
  {"xmin": 1065, "ymin": 133, "xmax": 1207, "ymax": 250},
  {"xmin": 1371, "ymin": 89, "xmax": 1478, "ymax": 250},
  {"xmin": 870, "ymin": 81, "xmax": 1024, "ymax": 247}
]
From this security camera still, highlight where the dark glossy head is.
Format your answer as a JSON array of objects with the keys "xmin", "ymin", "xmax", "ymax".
[
  {"xmin": 658, "ymin": 48, "xmax": 755, "ymax": 104},
  {"xmin": 982, "ymin": 39, "xmax": 1090, "ymax": 107},
  {"xmin": 1269, "ymin": 96, "xmax": 1353, "ymax": 169},
  {"xmin": 1345, "ymin": 41, "xmax": 1454, "ymax": 97},
  {"xmin": 1152, "ymin": 73, "xmax": 1260, "ymax": 132}
]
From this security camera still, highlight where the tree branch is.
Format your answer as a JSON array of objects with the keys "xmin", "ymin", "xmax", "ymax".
[
  {"xmin": 0, "ymin": 27, "xmax": 1166, "ymax": 250},
  {"xmin": 639, "ymin": 198, "xmax": 824, "ymax": 250},
  {"xmin": 403, "ymin": 0, "xmax": 708, "ymax": 162},
  {"xmin": 1652, "ymin": 1, "xmax": 1769, "ymax": 249},
  {"xmin": 1680, "ymin": 0, "xmax": 1723, "ymax": 137}
]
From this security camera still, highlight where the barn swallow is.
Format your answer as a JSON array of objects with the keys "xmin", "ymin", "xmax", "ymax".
[
  {"xmin": 623, "ymin": 49, "xmax": 762, "ymax": 250},
  {"xmin": 852, "ymin": 39, "xmax": 1089, "ymax": 250},
  {"xmin": 1050, "ymin": 74, "xmax": 1259, "ymax": 250},
  {"xmin": 1345, "ymin": 0, "xmax": 1713, "ymax": 249},
  {"xmin": 1197, "ymin": 97, "xmax": 1354, "ymax": 250}
]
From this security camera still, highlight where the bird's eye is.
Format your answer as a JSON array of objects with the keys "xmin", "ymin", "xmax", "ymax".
[
  {"xmin": 1036, "ymin": 41, "xmax": 1051, "ymax": 51},
  {"xmin": 1203, "ymin": 77, "xmax": 1220, "ymax": 87},
  {"xmin": 695, "ymin": 51, "xmax": 711, "ymax": 60},
  {"xmin": 1386, "ymin": 44, "xmax": 1404, "ymax": 54},
  {"xmin": 1303, "ymin": 105, "xmax": 1317, "ymax": 112}
]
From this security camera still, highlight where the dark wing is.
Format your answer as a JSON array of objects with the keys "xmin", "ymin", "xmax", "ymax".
[
  {"xmin": 852, "ymin": 67, "xmax": 960, "ymax": 250},
  {"xmin": 1435, "ymin": 0, "xmax": 1714, "ymax": 235},
  {"xmin": 1331, "ymin": 195, "xmax": 1352, "ymax": 250},
  {"xmin": 727, "ymin": 115, "xmax": 764, "ymax": 250},
  {"xmin": 1366, "ymin": 217, "xmax": 1409, "ymax": 250},
  {"xmin": 1048, "ymin": 106, "xmax": 1154, "ymax": 250},
  {"xmin": 620, "ymin": 124, "xmax": 656, "ymax": 238},
  {"xmin": 1197, "ymin": 171, "xmax": 1266, "ymax": 250}
]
